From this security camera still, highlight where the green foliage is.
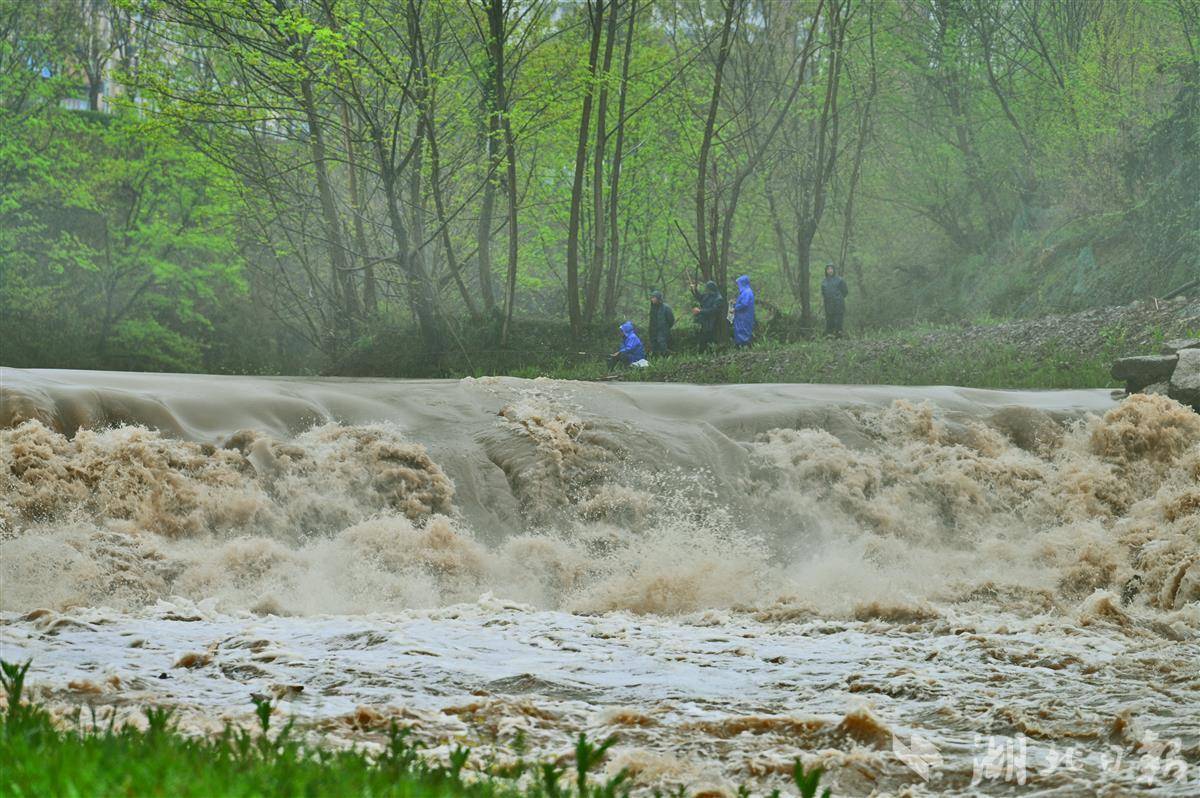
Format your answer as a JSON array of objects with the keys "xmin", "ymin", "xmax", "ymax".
[
  {"xmin": 792, "ymin": 761, "xmax": 831, "ymax": 798},
  {"xmin": 0, "ymin": 660, "xmax": 32, "ymax": 731},
  {"xmin": 2, "ymin": 0, "xmax": 1197, "ymax": 374},
  {"xmin": 0, "ymin": 105, "xmax": 245, "ymax": 371}
]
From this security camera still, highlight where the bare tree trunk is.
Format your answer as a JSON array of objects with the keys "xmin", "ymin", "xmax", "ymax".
[
  {"xmin": 786, "ymin": 0, "xmax": 846, "ymax": 328},
  {"xmin": 499, "ymin": 115, "xmax": 519, "ymax": 344},
  {"xmin": 372, "ymin": 128, "xmax": 443, "ymax": 354},
  {"xmin": 931, "ymin": 0, "xmax": 1005, "ymax": 242},
  {"xmin": 321, "ymin": 0, "xmax": 373, "ymax": 316},
  {"xmin": 710, "ymin": 0, "xmax": 825, "ymax": 329},
  {"xmin": 299, "ymin": 76, "xmax": 357, "ymax": 335},
  {"xmin": 765, "ymin": 182, "xmax": 793, "ymax": 291},
  {"xmin": 566, "ymin": 0, "xmax": 607, "ymax": 337},
  {"xmin": 339, "ymin": 98, "xmax": 376, "ymax": 315},
  {"xmin": 408, "ymin": 0, "xmax": 477, "ymax": 318},
  {"xmin": 466, "ymin": 0, "xmax": 533, "ymax": 339},
  {"xmin": 409, "ymin": 118, "xmax": 428, "ymax": 312},
  {"xmin": 87, "ymin": 72, "xmax": 103, "ymax": 111},
  {"xmin": 492, "ymin": 0, "xmax": 521, "ymax": 346},
  {"xmin": 603, "ymin": 0, "xmax": 638, "ymax": 320},
  {"xmin": 79, "ymin": 0, "xmax": 113, "ymax": 112},
  {"xmin": 694, "ymin": 0, "xmax": 739, "ymax": 283},
  {"xmin": 583, "ymin": 0, "xmax": 620, "ymax": 323},
  {"xmin": 426, "ymin": 106, "xmax": 479, "ymax": 318},
  {"xmin": 477, "ymin": 126, "xmax": 499, "ymax": 312},
  {"xmin": 476, "ymin": 0, "xmax": 510, "ymax": 314},
  {"xmin": 838, "ymin": 0, "xmax": 876, "ymax": 296},
  {"xmin": 795, "ymin": 223, "xmax": 816, "ymax": 325}
]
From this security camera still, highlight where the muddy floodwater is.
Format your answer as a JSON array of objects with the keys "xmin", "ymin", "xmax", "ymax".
[{"xmin": 2, "ymin": 368, "xmax": 1197, "ymax": 795}]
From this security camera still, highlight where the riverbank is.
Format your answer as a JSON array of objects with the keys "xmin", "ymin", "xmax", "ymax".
[{"xmin": 494, "ymin": 297, "xmax": 1200, "ymax": 388}]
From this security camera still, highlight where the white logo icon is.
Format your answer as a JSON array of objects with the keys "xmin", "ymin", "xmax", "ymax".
[{"xmin": 893, "ymin": 732, "xmax": 943, "ymax": 781}]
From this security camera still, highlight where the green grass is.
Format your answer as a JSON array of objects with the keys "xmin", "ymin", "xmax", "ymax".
[
  {"xmin": 506, "ymin": 335, "xmax": 1119, "ymax": 390},
  {"xmin": 0, "ymin": 660, "xmax": 830, "ymax": 798}
]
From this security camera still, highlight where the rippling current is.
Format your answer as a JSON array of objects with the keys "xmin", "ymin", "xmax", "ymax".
[{"xmin": 1, "ymin": 368, "xmax": 1197, "ymax": 795}]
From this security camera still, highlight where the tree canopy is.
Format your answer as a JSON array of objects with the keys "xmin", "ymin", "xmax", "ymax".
[{"xmin": 1, "ymin": 0, "xmax": 1196, "ymax": 373}]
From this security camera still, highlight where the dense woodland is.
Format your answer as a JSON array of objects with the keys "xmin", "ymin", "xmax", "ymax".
[{"xmin": 1, "ymin": 0, "xmax": 1196, "ymax": 375}]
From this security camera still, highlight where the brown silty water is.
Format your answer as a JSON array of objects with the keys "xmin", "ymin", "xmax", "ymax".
[{"xmin": 1, "ymin": 368, "xmax": 1197, "ymax": 795}]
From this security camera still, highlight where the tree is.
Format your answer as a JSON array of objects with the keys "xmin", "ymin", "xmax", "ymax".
[
  {"xmin": 772, "ymin": 0, "xmax": 851, "ymax": 326},
  {"xmin": 564, "ymin": 0, "xmax": 609, "ymax": 338},
  {"xmin": 0, "ymin": 111, "xmax": 244, "ymax": 370},
  {"xmin": 465, "ymin": 0, "xmax": 546, "ymax": 341},
  {"xmin": 5, "ymin": 0, "xmax": 1198, "ymax": 373}
]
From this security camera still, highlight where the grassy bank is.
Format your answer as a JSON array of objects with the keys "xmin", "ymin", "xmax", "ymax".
[
  {"xmin": 339, "ymin": 321, "xmax": 1122, "ymax": 388},
  {"xmin": 334, "ymin": 298, "xmax": 1198, "ymax": 387},
  {"xmin": 503, "ymin": 333, "xmax": 1118, "ymax": 389},
  {"xmin": 0, "ymin": 661, "xmax": 830, "ymax": 798}
]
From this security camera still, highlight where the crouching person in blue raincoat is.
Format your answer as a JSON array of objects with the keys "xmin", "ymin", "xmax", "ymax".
[
  {"xmin": 732, "ymin": 274, "xmax": 755, "ymax": 348},
  {"xmin": 608, "ymin": 321, "xmax": 649, "ymax": 370}
]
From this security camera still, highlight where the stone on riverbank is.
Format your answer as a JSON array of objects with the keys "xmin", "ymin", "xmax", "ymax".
[
  {"xmin": 1168, "ymin": 347, "xmax": 1200, "ymax": 408},
  {"xmin": 1111, "ymin": 354, "xmax": 1178, "ymax": 392}
]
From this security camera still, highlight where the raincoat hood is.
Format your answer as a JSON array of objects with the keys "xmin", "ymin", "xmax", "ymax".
[
  {"xmin": 615, "ymin": 321, "xmax": 646, "ymax": 364},
  {"xmin": 650, "ymin": 290, "xmax": 663, "ymax": 302},
  {"xmin": 736, "ymin": 275, "xmax": 751, "ymax": 289},
  {"xmin": 704, "ymin": 281, "xmax": 718, "ymax": 293}
]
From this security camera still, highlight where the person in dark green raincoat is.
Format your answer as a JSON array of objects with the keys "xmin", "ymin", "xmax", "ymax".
[
  {"xmin": 648, "ymin": 290, "xmax": 675, "ymax": 356},
  {"xmin": 821, "ymin": 264, "xmax": 849, "ymax": 337},
  {"xmin": 691, "ymin": 281, "xmax": 723, "ymax": 350}
]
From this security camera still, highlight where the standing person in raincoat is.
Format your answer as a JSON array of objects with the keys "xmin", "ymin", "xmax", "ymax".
[
  {"xmin": 691, "ymin": 281, "xmax": 723, "ymax": 350},
  {"xmin": 608, "ymin": 321, "xmax": 648, "ymax": 370},
  {"xmin": 732, "ymin": 274, "xmax": 755, "ymax": 347},
  {"xmin": 647, "ymin": 291, "xmax": 675, "ymax": 356},
  {"xmin": 821, "ymin": 264, "xmax": 849, "ymax": 337}
]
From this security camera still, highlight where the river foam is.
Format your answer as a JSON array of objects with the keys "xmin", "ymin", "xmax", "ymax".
[
  {"xmin": 1, "ymin": 369, "xmax": 1196, "ymax": 794},
  {"xmin": 2, "ymin": 371, "xmax": 1196, "ymax": 620}
]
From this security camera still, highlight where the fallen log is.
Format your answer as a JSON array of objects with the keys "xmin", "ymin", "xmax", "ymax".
[{"xmin": 1163, "ymin": 278, "xmax": 1200, "ymax": 301}]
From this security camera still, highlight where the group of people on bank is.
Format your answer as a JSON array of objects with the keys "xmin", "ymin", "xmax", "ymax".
[{"xmin": 608, "ymin": 264, "xmax": 849, "ymax": 369}]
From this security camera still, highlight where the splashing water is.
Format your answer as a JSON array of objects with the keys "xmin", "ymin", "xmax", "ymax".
[{"xmin": 1, "ymin": 369, "xmax": 1197, "ymax": 795}]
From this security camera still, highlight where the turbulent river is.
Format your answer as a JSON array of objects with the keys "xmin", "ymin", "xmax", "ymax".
[{"xmin": 1, "ymin": 368, "xmax": 1197, "ymax": 795}]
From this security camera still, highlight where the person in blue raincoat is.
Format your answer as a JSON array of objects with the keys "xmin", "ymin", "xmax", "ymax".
[
  {"xmin": 732, "ymin": 274, "xmax": 755, "ymax": 347},
  {"xmin": 608, "ymin": 320, "xmax": 648, "ymax": 370}
]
